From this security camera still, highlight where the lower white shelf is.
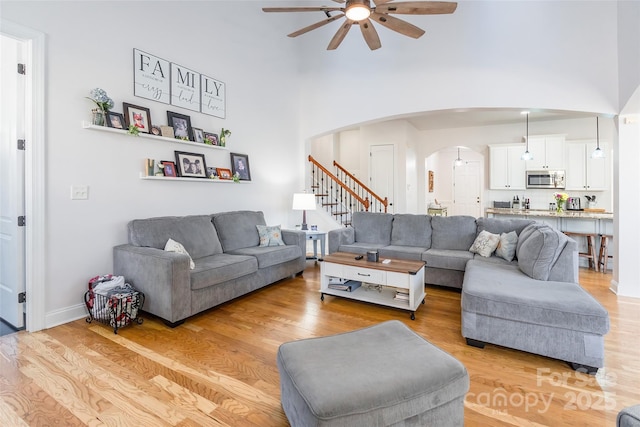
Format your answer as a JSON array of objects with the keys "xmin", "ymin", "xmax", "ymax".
[
  {"xmin": 139, "ymin": 174, "xmax": 245, "ymax": 183},
  {"xmin": 320, "ymin": 285, "xmax": 424, "ymax": 312}
]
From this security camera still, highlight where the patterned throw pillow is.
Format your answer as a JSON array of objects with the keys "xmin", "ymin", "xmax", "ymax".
[
  {"xmin": 164, "ymin": 238, "xmax": 195, "ymax": 269},
  {"xmin": 495, "ymin": 231, "xmax": 518, "ymax": 262},
  {"xmin": 256, "ymin": 225, "xmax": 285, "ymax": 247},
  {"xmin": 469, "ymin": 230, "xmax": 500, "ymax": 258}
]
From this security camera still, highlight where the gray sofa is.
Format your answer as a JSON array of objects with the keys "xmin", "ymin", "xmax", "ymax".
[
  {"xmin": 113, "ymin": 211, "xmax": 306, "ymax": 326},
  {"xmin": 328, "ymin": 212, "xmax": 609, "ymax": 372}
]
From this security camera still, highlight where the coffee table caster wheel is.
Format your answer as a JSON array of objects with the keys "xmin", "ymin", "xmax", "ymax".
[
  {"xmin": 422, "ymin": 299, "xmax": 425, "ymax": 304},
  {"xmin": 410, "ymin": 312, "xmax": 415, "ymax": 320},
  {"xmin": 321, "ymin": 293, "xmax": 324, "ymax": 301}
]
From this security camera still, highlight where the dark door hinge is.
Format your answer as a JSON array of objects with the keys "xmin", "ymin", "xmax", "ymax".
[
  {"xmin": 18, "ymin": 292, "xmax": 26, "ymax": 303},
  {"xmin": 18, "ymin": 139, "xmax": 25, "ymax": 150},
  {"xmin": 18, "ymin": 216, "xmax": 26, "ymax": 227},
  {"xmin": 17, "ymin": 63, "xmax": 26, "ymax": 75}
]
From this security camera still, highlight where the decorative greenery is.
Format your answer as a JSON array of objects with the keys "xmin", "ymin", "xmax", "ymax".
[
  {"xmin": 204, "ymin": 137, "xmax": 214, "ymax": 145},
  {"xmin": 179, "ymin": 136, "xmax": 189, "ymax": 141},
  {"xmin": 232, "ymin": 172, "xmax": 240, "ymax": 183},
  {"xmin": 221, "ymin": 128, "xmax": 231, "ymax": 138},
  {"xmin": 86, "ymin": 88, "xmax": 114, "ymax": 113},
  {"xmin": 128, "ymin": 124, "xmax": 140, "ymax": 136}
]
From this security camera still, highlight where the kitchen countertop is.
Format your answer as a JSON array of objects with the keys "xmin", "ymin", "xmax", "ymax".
[{"xmin": 486, "ymin": 208, "xmax": 613, "ymax": 220}]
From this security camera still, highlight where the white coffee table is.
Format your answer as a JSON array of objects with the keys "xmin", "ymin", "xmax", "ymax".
[{"xmin": 320, "ymin": 252, "xmax": 426, "ymax": 320}]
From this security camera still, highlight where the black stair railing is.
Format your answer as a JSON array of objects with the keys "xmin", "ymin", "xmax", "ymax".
[
  {"xmin": 308, "ymin": 155, "xmax": 370, "ymax": 226},
  {"xmin": 333, "ymin": 160, "xmax": 388, "ymax": 213}
]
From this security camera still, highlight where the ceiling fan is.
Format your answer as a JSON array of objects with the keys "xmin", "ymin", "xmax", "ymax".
[{"xmin": 262, "ymin": 0, "xmax": 457, "ymax": 51}]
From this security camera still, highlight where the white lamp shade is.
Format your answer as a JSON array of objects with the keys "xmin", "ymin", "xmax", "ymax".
[{"xmin": 292, "ymin": 193, "xmax": 316, "ymax": 211}]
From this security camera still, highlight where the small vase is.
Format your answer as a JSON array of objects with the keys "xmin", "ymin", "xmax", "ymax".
[
  {"xmin": 91, "ymin": 109, "xmax": 106, "ymax": 126},
  {"xmin": 219, "ymin": 135, "xmax": 226, "ymax": 147},
  {"xmin": 556, "ymin": 202, "xmax": 564, "ymax": 213}
]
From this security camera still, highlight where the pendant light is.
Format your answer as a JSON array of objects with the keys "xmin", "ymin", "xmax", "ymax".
[
  {"xmin": 520, "ymin": 111, "xmax": 533, "ymax": 161},
  {"xmin": 591, "ymin": 116, "xmax": 604, "ymax": 159},
  {"xmin": 453, "ymin": 147, "xmax": 464, "ymax": 167}
]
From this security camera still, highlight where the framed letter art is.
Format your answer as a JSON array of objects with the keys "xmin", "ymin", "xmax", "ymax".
[
  {"xmin": 171, "ymin": 63, "xmax": 200, "ymax": 112},
  {"xmin": 133, "ymin": 48, "xmax": 171, "ymax": 104}
]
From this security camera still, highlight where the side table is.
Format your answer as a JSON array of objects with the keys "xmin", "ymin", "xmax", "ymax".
[{"xmin": 304, "ymin": 230, "xmax": 326, "ymax": 260}]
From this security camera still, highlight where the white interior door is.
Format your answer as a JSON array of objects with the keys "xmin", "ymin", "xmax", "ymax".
[
  {"xmin": 453, "ymin": 160, "xmax": 481, "ymax": 217},
  {"xmin": 369, "ymin": 144, "xmax": 394, "ymax": 213},
  {"xmin": 0, "ymin": 34, "xmax": 26, "ymax": 328}
]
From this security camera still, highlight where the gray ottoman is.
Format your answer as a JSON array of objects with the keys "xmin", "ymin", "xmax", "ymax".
[
  {"xmin": 277, "ymin": 320, "xmax": 469, "ymax": 426},
  {"xmin": 618, "ymin": 405, "xmax": 640, "ymax": 427}
]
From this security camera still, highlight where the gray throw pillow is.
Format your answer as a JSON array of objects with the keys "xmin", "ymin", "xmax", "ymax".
[
  {"xmin": 469, "ymin": 230, "xmax": 500, "ymax": 257},
  {"xmin": 516, "ymin": 224, "xmax": 566, "ymax": 280},
  {"xmin": 495, "ymin": 231, "xmax": 518, "ymax": 262}
]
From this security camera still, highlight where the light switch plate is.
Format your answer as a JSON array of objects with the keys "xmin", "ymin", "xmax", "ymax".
[{"xmin": 71, "ymin": 185, "xmax": 89, "ymax": 200}]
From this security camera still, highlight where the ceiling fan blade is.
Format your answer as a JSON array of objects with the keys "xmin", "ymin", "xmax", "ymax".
[
  {"xmin": 375, "ymin": 1, "xmax": 458, "ymax": 15},
  {"xmin": 262, "ymin": 7, "xmax": 342, "ymax": 13},
  {"xmin": 370, "ymin": 12, "xmax": 425, "ymax": 38},
  {"xmin": 288, "ymin": 14, "xmax": 346, "ymax": 38},
  {"xmin": 359, "ymin": 19, "xmax": 382, "ymax": 50},
  {"xmin": 328, "ymin": 20, "xmax": 354, "ymax": 50},
  {"xmin": 331, "ymin": 0, "xmax": 346, "ymax": 3},
  {"xmin": 373, "ymin": 0, "xmax": 393, "ymax": 4}
]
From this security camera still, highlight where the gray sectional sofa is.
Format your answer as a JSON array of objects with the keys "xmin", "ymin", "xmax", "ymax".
[
  {"xmin": 113, "ymin": 211, "xmax": 306, "ymax": 326},
  {"xmin": 328, "ymin": 212, "xmax": 610, "ymax": 372}
]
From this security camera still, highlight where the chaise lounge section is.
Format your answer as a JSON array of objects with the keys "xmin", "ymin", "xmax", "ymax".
[{"xmin": 327, "ymin": 211, "xmax": 609, "ymax": 371}]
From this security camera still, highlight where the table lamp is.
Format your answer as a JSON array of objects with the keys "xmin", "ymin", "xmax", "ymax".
[{"xmin": 292, "ymin": 193, "xmax": 316, "ymax": 231}]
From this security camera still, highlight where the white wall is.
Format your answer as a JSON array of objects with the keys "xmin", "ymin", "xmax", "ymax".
[
  {"xmin": 298, "ymin": 1, "xmax": 620, "ymax": 138},
  {"xmin": 1, "ymin": 1, "xmax": 304, "ymax": 326}
]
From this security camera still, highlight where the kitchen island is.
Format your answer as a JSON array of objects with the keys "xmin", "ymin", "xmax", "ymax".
[{"xmin": 486, "ymin": 208, "xmax": 613, "ymax": 270}]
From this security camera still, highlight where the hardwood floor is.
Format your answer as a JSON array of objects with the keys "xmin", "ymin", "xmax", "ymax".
[{"xmin": 0, "ymin": 264, "xmax": 638, "ymax": 426}]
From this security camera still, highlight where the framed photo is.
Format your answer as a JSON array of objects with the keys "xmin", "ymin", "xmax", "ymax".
[
  {"xmin": 106, "ymin": 111, "xmax": 126, "ymax": 129},
  {"xmin": 230, "ymin": 153, "xmax": 251, "ymax": 181},
  {"xmin": 122, "ymin": 103, "xmax": 152, "ymax": 133},
  {"xmin": 203, "ymin": 132, "xmax": 219, "ymax": 146},
  {"xmin": 192, "ymin": 127, "xmax": 204, "ymax": 143},
  {"xmin": 161, "ymin": 160, "xmax": 177, "ymax": 177},
  {"xmin": 174, "ymin": 150, "xmax": 207, "ymax": 178},
  {"xmin": 217, "ymin": 168, "xmax": 232, "ymax": 180},
  {"xmin": 428, "ymin": 170, "xmax": 434, "ymax": 193},
  {"xmin": 167, "ymin": 111, "xmax": 193, "ymax": 141},
  {"xmin": 206, "ymin": 166, "xmax": 217, "ymax": 178}
]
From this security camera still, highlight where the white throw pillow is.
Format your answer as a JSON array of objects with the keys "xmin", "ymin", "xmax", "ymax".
[
  {"xmin": 495, "ymin": 231, "xmax": 518, "ymax": 262},
  {"xmin": 256, "ymin": 224, "xmax": 285, "ymax": 247},
  {"xmin": 469, "ymin": 230, "xmax": 500, "ymax": 258},
  {"xmin": 164, "ymin": 238, "xmax": 195, "ymax": 269}
]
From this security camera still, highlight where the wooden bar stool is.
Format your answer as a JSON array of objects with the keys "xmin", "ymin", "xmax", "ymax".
[
  {"xmin": 598, "ymin": 234, "xmax": 613, "ymax": 272},
  {"xmin": 563, "ymin": 232, "xmax": 598, "ymax": 271}
]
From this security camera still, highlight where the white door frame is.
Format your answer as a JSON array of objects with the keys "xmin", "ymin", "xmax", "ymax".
[{"xmin": 2, "ymin": 20, "xmax": 46, "ymax": 332}]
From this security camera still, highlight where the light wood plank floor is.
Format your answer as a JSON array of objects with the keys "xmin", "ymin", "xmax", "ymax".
[{"xmin": 0, "ymin": 264, "xmax": 638, "ymax": 426}]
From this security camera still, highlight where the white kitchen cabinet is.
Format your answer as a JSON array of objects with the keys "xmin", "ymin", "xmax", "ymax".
[
  {"xmin": 525, "ymin": 135, "xmax": 566, "ymax": 170},
  {"xmin": 565, "ymin": 140, "xmax": 608, "ymax": 191},
  {"xmin": 489, "ymin": 144, "xmax": 526, "ymax": 190}
]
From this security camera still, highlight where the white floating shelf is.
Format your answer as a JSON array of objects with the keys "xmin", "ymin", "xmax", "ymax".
[
  {"xmin": 82, "ymin": 121, "xmax": 228, "ymax": 150},
  {"xmin": 139, "ymin": 173, "xmax": 247, "ymax": 183}
]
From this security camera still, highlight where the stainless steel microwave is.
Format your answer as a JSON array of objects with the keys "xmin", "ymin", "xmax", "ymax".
[{"xmin": 526, "ymin": 170, "xmax": 565, "ymax": 189}]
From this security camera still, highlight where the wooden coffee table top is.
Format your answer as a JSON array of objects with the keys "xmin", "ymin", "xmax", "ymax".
[{"xmin": 322, "ymin": 252, "xmax": 425, "ymax": 274}]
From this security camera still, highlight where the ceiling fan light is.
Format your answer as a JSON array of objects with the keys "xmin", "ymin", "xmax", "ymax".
[{"xmin": 345, "ymin": 4, "xmax": 371, "ymax": 21}]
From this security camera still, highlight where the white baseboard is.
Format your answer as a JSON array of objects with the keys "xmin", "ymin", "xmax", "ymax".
[{"xmin": 45, "ymin": 303, "xmax": 87, "ymax": 329}]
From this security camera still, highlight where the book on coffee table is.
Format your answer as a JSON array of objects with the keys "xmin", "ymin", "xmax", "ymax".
[{"xmin": 328, "ymin": 280, "xmax": 362, "ymax": 292}]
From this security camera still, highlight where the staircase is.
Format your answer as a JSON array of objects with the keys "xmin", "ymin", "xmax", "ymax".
[{"xmin": 308, "ymin": 155, "xmax": 388, "ymax": 226}]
